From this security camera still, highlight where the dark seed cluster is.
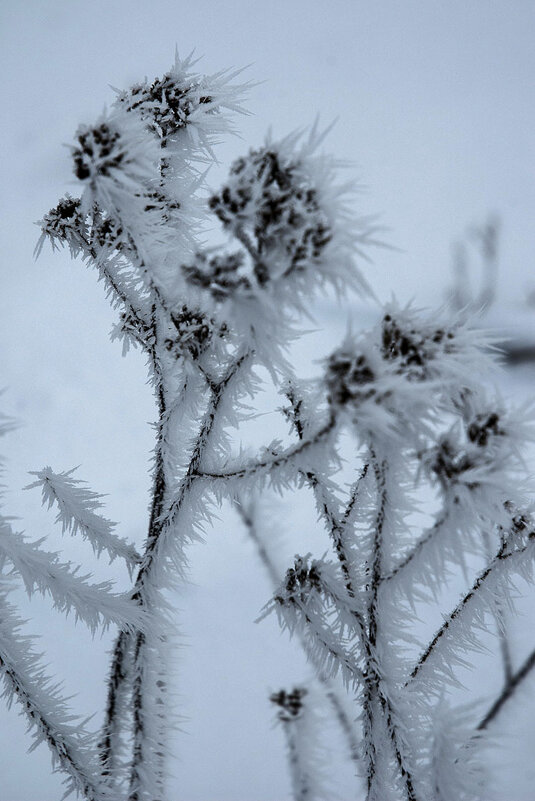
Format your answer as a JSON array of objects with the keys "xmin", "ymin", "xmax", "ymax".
[
  {"xmin": 381, "ymin": 314, "xmax": 455, "ymax": 380},
  {"xmin": 467, "ymin": 412, "xmax": 503, "ymax": 447},
  {"xmin": 209, "ymin": 147, "xmax": 332, "ymax": 281},
  {"xmin": 142, "ymin": 189, "xmax": 180, "ymax": 221},
  {"xmin": 118, "ymin": 73, "xmax": 212, "ymax": 141},
  {"xmin": 182, "ymin": 251, "xmax": 253, "ymax": 299},
  {"xmin": 72, "ymin": 123, "xmax": 125, "ymax": 182},
  {"xmin": 275, "ymin": 556, "xmax": 322, "ymax": 607},
  {"xmin": 270, "ymin": 687, "xmax": 307, "ymax": 721},
  {"xmin": 325, "ymin": 350, "xmax": 376, "ymax": 407},
  {"xmin": 165, "ymin": 306, "xmax": 225, "ymax": 360},
  {"xmin": 40, "ymin": 196, "xmax": 86, "ymax": 248}
]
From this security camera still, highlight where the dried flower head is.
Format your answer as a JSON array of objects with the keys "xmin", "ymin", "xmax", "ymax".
[
  {"xmin": 164, "ymin": 306, "xmax": 226, "ymax": 360},
  {"xmin": 209, "ymin": 146, "xmax": 332, "ymax": 281},
  {"xmin": 35, "ymin": 196, "xmax": 86, "ymax": 256},
  {"xmin": 270, "ymin": 687, "xmax": 308, "ymax": 721},
  {"xmin": 70, "ymin": 110, "xmax": 160, "ymax": 221},
  {"xmin": 181, "ymin": 251, "xmax": 252, "ymax": 299}
]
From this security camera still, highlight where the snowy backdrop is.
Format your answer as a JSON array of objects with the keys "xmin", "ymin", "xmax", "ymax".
[{"xmin": 1, "ymin": 2, "xmax": 535, "ymax": 799}]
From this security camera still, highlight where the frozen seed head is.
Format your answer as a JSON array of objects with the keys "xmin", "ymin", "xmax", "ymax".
[
  {"xmin": 420, "ymin": 398, "xmax": 534, "ymax": 508},
  {"xmin": 325, "ymin": 348, "xmax": 377, "ymax": 407},
  {"xmin": 381, "ymin": 313, "xmax": 456, "ymax": 381},
  {"xmin": 72, "ymin": 122, "xmax": 125, "ymax": 182},
  {"xmin": 114, "ymin": 52, "xmax": 249, "ymax": 160},
  {"xmin": 181, "ymin": 251, "xmax": 252, "ymax": 299},
  {"xmin": 275, "ymin": 555, "xmax": 323, "ymax": 606},
  {"xmin": 117, "ymin": 72, "xmax": 212, "ymax": 141},
  {"xmin": 209, "ymin": 146, "xmax": 332, "ymax": 281},
  {"xmin": 270, "ymin": 687, "xmax": 308, "ymax": 721},
  {"xmin": 466, "ymin": 411, "xmax": 503, "ymax": 447},
  {"xmin": 424, "ymin": 433, "xmax": 475, "ymax": 489},
  {"xmin": 70, "ymin": 111, "xmax": 160, "ymax": 218},
  {"xmin": 36, "ymin": 196, "xmax": 86, "ymax": 255},
  {"xmin": 165, "ymin": 306, "xmax": 226, "ymax": 360}
]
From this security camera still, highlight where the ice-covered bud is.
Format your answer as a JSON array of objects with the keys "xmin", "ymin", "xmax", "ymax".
[
  {"xmin": 117, "ymin": 72, "xmax": 212, "ymax": 142},
  {"xmin": 423, "ymin": 430, "xmax": 475, "ymax": 491},
  {"xmin": 420, "ymin": 399, "xmax": 534, "ymax": 518},
  {"xmin": 381, "ymin": 312, "xmax": 456, "ymax": 381},
  {"xmin": 324, "ymin": 337, "xmax": 421, "ymax": 444},
  {"xmin": 164, "ymin": 306, "xmax": 226, "ymax": 360},
  {"xmin": 380, "ymin": 303, "xmax": 496, "ymax": 393},
  {"xmin": 70, "ymin": 111, "xmax": 160, "ymax": 219},
  {"xmin": 275, "ymin": 555, "xmax": 323, "ymax": 606},
  {"xmin": 466, "ymin": 411, "xmax": 503, "ymax": 448},
  {"xmin": 35, "ymin": 196, "xmax": 87, "ymax": 256},
  {"xmin": 209, "ymin": 146, "xmax": 332, "ymax": 283},
  {"xmin": 270, "ymin": 687, "xmax": 308, "ymax": 721},
  {"xmin": 114, "ymin": 53, "xmax": 248, "ymax": 169},
  {"xmin": 325, "ymin": 348, "xmax": 376, "ymax": 407},
  {"xmin": 182, "ymin": 251, "xmax": 252, "ymax": 299},
  {"xmin": 72, "ymin": 122, "xmax": 125, "ymax": 183}
]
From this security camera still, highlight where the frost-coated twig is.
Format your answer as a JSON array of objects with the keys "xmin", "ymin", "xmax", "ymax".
[
  {"xmin": 408, "ymin": 525, "xmax": 534, "ymax": 685},
  {"xmin": 481, "ymin": 529, "xmax": 513, "ymax": 687},
  {"xmin": 192, "ymin": 413, "xmax": 336, "ymax": 484},
  {"xmin": 283, "ymin": 391, "xmax": 417, "ymax": 799},
  {"xmin": 26, "ymin": 468, "xmax": 141, "ymax": 572},
  {"xmin": 365, "ymin": 456, "xmax": 418, "ymax": 801},
  {"xmin": 477, "ymin": 646, "xmax": 535, "ymax": 731},
  {"xmin": 0, "ymin": 591, "xmax": 107, "ymax": 801},
  {"xmin": 0, "ymin": 519, "xmax": 142, "ymax": 633},
  {"xmin": 106, "ymin": 350, "xmax": 252, "ymax": 799},
  {"xmin": 235, "ymin": 499, "xmax": 363, "ymax": 775},
  {"xmin": 383, "ymin": 512, "xmax": 449, "ymax": 583}
]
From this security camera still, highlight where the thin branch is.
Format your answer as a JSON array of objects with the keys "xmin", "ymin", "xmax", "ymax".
[
  {"xmin": 191, "ymin": 414, "xmax": 336, "ymax": 483},
  {"xmin": 0, "ymin": 521, "xmax": 142, "ymax": 633},
  {"xmin": 0, "ymin": 596, "xmax": 106, "ymax": 801},
  {"xmin": 99, "ymin": 630, "xmax": 132, "ymax": 786},
  {"xmin": 106, "ymin": 349, "xmax": 251, "ymax": 796},
  {"xmin": 408, "ymin": 533, "xmax": 533, "ymax": 684},
  {"xmin": 382, "ymin": 512, "xmax": 449, "ymax": 583},
  {"xmin": 236, "ymin": 499, "xmax": 362, "ymax": 772},
  {"xmin": 26, "ymin": 467, "xmax": 141, "ymax": 572},
  {"xmin": 477, "ymin": 647, "xmax": 535, "ymax": 731}
]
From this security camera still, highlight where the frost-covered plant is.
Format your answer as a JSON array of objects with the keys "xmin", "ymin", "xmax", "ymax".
[{"xmin": 3, "ymin": 52, "xmax": 535, "ymax": 801}]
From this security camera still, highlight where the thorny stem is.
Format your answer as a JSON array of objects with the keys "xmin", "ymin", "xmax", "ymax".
[
  {"xmin": 103, "ymin": 347, "xmax": 251, "ymax": 797},
  {"xmin": 364, "ymin": 456, "xmax": 417, "ymax": 801},
  {"xmin": 408, "ymin": 529, "xmax": 534, "ymax": 685},
  {"xmin": 192, "ymin": 414, "xmax": 337, "ymax": 482},
  {"xmin": 482, "ymin": 530, "xmax": 513, "ymax": 687},
  {"xmin": 284, "ymin": 595, "xmax": 365, "ymax": 683},
  {"xmin": 383, "ymin": 512, "xmax": 449, "ymax": 583},
  {"xmin": 287, "ymin": 392, "xmax": 417, "ymax": 800},
  {"xmin": 0, "ymin": 651, "xmax": 103, "ymax": 801},
  {"xmin": 236, "ymin": 501, "xmax": 363, "ymax": 775},
  {"xmin": 99, "ymin": 630, "xmax": 131, "ymax": 782}
]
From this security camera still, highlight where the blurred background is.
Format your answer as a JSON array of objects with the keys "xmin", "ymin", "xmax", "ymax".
[{"xmin": 1, "ymin": 2, "xmax": 534, "ymax": 799}]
